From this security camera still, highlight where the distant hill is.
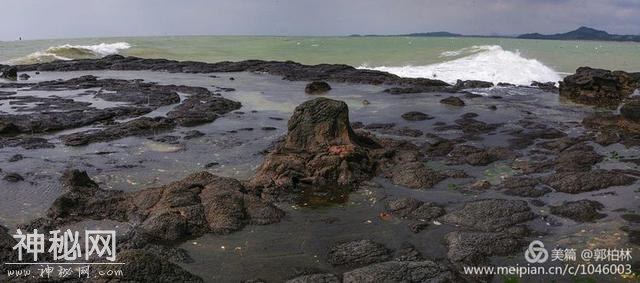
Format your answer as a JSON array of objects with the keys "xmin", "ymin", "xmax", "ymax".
[
  {"xmin": 349, "ymin": 31, "xmax": 462, "ymax": 37},
  {"xmin": 518, "ymin": 26, "xmax": 640, "ymax": 42},
  {"xmin": 402, "ymin": 32, "xmax": 462, "ymax": 37}
]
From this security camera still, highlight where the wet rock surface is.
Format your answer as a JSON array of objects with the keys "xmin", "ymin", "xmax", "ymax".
[
  {"xmin": 327, "ymin": 239, "xmax": 391, "ymax": 267},
  {"xmin": 2, "ymin": 61, "xmax": 639, "ymax": 282},
  {"xmin": 439, "ymin": 96, "xmax": 465, "ymax": 106},
  {"xmin": 248, "ymin": 98, "xmax": 393, "ymax": 202},
  {"xmin": 559, "ymin": 67, "xmax": 640, "ymax": 106},
  {"xmin": 61, "ymin": 117, "xmax": 176, "ymax": 146},
  {"xmin": 342, "ymin": 260, "xmax": 455, "ymax": 283},
  {"xmin": 445, "ymin": 228, "xmax": 528, "ymax": 265},
  {"xmin": 17, "ymin": 55, "xmax": 458, "ymax": 93},
  {"xmin": 550, "ymin": 200, "xmax": 606, "ymax": 222},
  {"xmin": 305, "ymin": 81, "xmax": 332, "ymax": 94},
  {"xmin": 401, "ymin": 111, "xmax": 434, "ymax": 121},
  {"xmin": 28, "ymin": 169, "xmax": 284, "ymax": 244},
  {"xmin": 0, "ymin": 75, "xmax": 241, "ymax": 142},
  {"xmin": 441, "ymin": 199, "xmax": 535, "ymax": 231}
]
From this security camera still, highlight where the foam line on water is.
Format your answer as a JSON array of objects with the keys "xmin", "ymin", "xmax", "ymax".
[{"xmin": 361, "ymin": 45, "xmax": 561, "ymax": 85}]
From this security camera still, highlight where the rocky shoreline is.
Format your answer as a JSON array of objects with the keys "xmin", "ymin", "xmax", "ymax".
[{"xmin": 0, "ymin": 57, "xmax": 639, "ymax": 282}]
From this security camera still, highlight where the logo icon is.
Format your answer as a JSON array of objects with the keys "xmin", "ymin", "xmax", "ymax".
[{"xmin": 524, "ymin": 240, "xmax": 548, "ymax": 263}]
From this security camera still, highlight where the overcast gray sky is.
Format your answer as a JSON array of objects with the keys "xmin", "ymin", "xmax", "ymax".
[{"xmin": 1, "ymin": 0, "xmax": 639, "ymax": 41}]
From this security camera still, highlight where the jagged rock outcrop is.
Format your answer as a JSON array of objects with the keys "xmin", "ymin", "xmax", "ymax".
[
  {"xmin": 28, "ymin": 169, "xmax": 284, "ymax": 243},
  {"xmin": 559, "ymin": 67, "xmax": 640, "ymax": 106},
  {"xmin": 248, "ymin": 98, "xmax": 378, "ymax": 198}
]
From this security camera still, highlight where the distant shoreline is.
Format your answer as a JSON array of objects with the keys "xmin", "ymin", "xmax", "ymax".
[{"xmin": 351, "ymin": 26, "xmax": 640, "ymax": 43}]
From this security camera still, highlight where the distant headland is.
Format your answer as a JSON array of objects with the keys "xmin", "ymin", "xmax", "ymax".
[{"xmin": 351, "ymin": 26, "xmax": 640, "ymax": 42}]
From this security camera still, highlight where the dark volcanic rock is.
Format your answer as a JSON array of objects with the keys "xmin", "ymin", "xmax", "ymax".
[
  {"xmin": 445, "ymin": 229, "xmax": 527, "ymax": 265},
  {"xmin": 364, "ymin": 123, "xmax": 395, "ymax": 130},
  {"xmin": 167, "ymin": 94, "xmax": 241, "ymax": 126},
  {"xmin": 16, "ymin": 55, "xmax": 455, "ymax": 93},
  {"xmin": 401, "ymin": 111, "xmax": 433, "ymax": 121},
  {"xmin": 0, "ymin": 66, "xmax": 17, "ymax": 80},
  {"xmin": 0, "ymin": 106, "xmax": 153, "ymax": 134},
  {"xmin": 555, "ymin": 143, "xmax": 603, "ymax": 172},
  {"xmin": 621, "ymin": 100, "xmax": 640, "ymax": 123},
  {"xmin": 3, "ymin": 173, "xmax": 24, "ymax": 182},
  {"xmin": 28, "ymin": 170, "xmax": 284, "ymax": 243},
  {"xmin": 342, "ymin": 260, "xmax": 455, "ymax": 283},
  {"xmin": 0, "ymin": 225, "xmax": 19, "ymax": 273},
  {"xmin": 446, "ymin": 144, "xmax": 517, "ymax": 166},
  {"xmin": 287, "ymin": 274, "xmax": 340, "ymax": 283},
  {"xmin": 61, "ymin": 117, "xmax": 176, "ymax": 146},
  {"xmin": 183, "ymin": 130, "xmax": 205, "ymax": 139},
  {"xmin": 441, "ymin": 199, "xmax": 535, "ymax": 232},
  {"xmin": 582, "ymin": 112, "xmax": 640, "ymax": 146},
  {"xmin": 454, "ymin": 79, "xmax": 494, "ymax": 90},
  {"xmin": 386, "ymin": 160, "xmax": 445, "ymax": 189},
  {"xmin": 248, "ymin": 98, "xmax": 378, "ymax": 198},
  {"xmin": 0, "ymin": 137, "xmax": 54, "ymax": 150},
  {"xmin": 61, "ymin": 169, "xmax": 98, "ymax": 188},
  {"xmin": 384, "ymin": 198, "xmax": 445, "ymax": 221},
  {"xmin": 440, "ymin": 96, "xmax": 465, "ymax": 106},
  {"xmin": 18, "ymin": 73, "xmax": 30, "ymax": 81},
  {"xmin": 559, "ymin": 67, "xmax": 639, "ymax": 106},
  {"xmin": 0, "ymin": 75, "xmax": 239, "ymax": 135},
  {"xmin": 543, "ymin": 170, "xmax": 635, "ymax": 194},
  {"xmin": 8, "ymin": 154, "xmax": 23, "ymax": 162},
  {"xmin": 500, "ymin": 177, "xmax": 551, "ymax": 197},
  {"xmin": 550, "ymin": 200, "xmax": 606, "ymax": 222},
  {"xmin": 305, "ymin": 81, "xmax": 332, "ymax": 94},
  {"xmin": 328, "ymin": 240, "xmax": 391, "ymax": 267},
  {"xmin": 531, "ymin": 81, "xmax": 559, "ymax": 93},
  {"xmin": 95, "ymin": 249, "xmax": 203, "ymax": 282}
]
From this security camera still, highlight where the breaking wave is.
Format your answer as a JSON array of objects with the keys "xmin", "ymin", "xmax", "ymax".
[
  {"xmin": 361, "ymin": 45, "xmax": 561, "ymax": 85},
  {"xmin": 9, "ymin": 42, "xmax": 131, "ymax": 65}
]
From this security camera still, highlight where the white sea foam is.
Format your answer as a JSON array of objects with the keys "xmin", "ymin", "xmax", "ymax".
[
  {"xmin": 9, "ymin": 42, "xmax": 131, "ymax": 64},
  {"xmin": 361, "ymin": 45, "xmax": 561, "ymax": 85}
]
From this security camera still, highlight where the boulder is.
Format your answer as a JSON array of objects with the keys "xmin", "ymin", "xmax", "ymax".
[
  {"xmin": 305, "ymin": 81, "xmax": 332, "ymax": 94},
  {"xmin": 327, "ymin": 240, "xmax": 391, "ymax": 267},
  {"xmin": 454, "ymin": 79, "xmax": 494, "ymax": 89},
  {"xmin": 440, "ymin": 96, "xmax": 465, "ymax": 106},
  {"xmin": 401, "ymin": 111, "xmax": 434, "ymax": 121},
  {"xmin": 342, "ymin": 260, "xmax": 455, "ymax": 283},
  {"xmin": 559, "ymin": 67, "xmax": 639, "ymax": 106},
  {"xmin": 445, "ymin": 229, "xmax": 527, "ymax": 265},
  {"xmin": 550, "ymin": 200, "xmax": 606, "ymax": 222},
  {"xmin": 441, "ymin": 199, "xmax": 535, "ymax": 232},
  {"xmin": 620, "ymin": 100, "xmax": 640, "ymax": 123},
  {"xmin": 0, "ymin": 65, "xmax": 17, "ymax": 80},
  {"xmin": 543, "ymin": 170, "xmax": 635, "ymax": 194},
  {"xmin": 384, "ymin": 198, "xmax": 445, "ymax": 221}
]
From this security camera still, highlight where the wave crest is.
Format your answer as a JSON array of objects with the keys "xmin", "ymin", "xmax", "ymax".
[
  {"xmin": 9, "ymin": 42, "xmax": 131, "ymax": 65},
  {"xmin": 362, "ymin": 45, "xmax": 561, "ymax": 85}
]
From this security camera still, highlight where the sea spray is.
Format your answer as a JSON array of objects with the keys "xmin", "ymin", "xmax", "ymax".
[
  {"xmin": 9, "ymin": 42, "xmax": 131, "ymax": 64},
  {"xmin": 361, "ymin": 45, "xmax": 561, "ymax": 85}
]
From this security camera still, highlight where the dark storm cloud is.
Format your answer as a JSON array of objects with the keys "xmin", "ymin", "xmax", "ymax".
[{"xmin": 1, "ymin": 0, "xmax": 638, "ymax": 40}]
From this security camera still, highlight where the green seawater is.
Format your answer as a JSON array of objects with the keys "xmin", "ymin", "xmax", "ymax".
[{"xmin": 1, "ymin": 36, "xmax": 639, "ymax": 82}]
